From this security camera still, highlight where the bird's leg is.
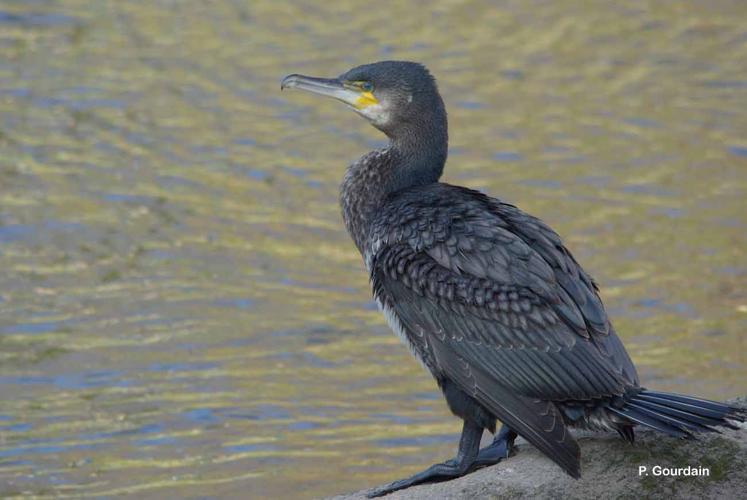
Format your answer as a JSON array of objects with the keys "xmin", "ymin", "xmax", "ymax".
[
  {"xmin": 367, "ymin": 420, "xmax": 482, "ymax": 498},
  {"xmin": 471, "ymin": 424, "xmax": 517, "ymax": 470}
]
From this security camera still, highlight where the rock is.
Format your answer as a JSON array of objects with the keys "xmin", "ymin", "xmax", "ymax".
[{"xmin": 330, "ymin": 397, "xmax": 747, "ymax": 500}]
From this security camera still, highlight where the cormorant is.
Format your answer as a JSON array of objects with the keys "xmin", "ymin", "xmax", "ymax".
[{"xmin": 280, "ymin": 61, "xmax": 745, "ymax": 497}]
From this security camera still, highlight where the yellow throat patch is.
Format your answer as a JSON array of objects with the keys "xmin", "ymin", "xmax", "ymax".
[{"xmin": 354, "ymin": 91, "xmax": 378, "ymax": 109}]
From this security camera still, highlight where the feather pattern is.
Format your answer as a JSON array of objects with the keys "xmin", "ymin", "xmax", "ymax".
[
  {"xmin": 365, "ymin": 182, "xmax": 745, "ymax": 477},
  {"xmin": 369, "ymin": 183, "xmax": 639, "ymax": 402}
]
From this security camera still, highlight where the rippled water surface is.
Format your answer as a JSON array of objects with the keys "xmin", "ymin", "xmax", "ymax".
[{"xmin": 1, "ymin": 0, "xmax": 746, "ymax": 498}]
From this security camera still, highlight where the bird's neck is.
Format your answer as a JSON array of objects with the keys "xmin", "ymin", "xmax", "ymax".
[
  {"xmin": 391, "ymin": 122, "xmax": 448, "ymax": 188},
  {"xmin": 340, "ymin": 123, "xmax": 448, "ymax": 255}
]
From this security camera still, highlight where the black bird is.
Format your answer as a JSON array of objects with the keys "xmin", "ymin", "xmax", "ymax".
[{"xmin": 280, "ymin": 61, "xmax": 745, "ymax": 497}]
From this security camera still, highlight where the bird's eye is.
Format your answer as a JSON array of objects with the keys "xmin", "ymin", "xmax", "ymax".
[{"xmin": 360, "ymin": 81, "xmax": 373, "ymax": 92}]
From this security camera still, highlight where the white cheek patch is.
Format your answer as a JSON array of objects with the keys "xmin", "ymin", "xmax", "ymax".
[{"xmin": 358, "ymin": 103, "xmax": 391, "ymax": 127}]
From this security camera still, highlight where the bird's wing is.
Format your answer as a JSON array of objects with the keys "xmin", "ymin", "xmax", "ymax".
[
  {"xmin": 494, "ymin": 200, "xmax": 639, "ymax": 386},
  {"xmin": 428, "ymin": 333, "xmax": 581, "ymax": 478},
  {"xmin": 371, "ymin": 242, "xmax": 589, "ymax": 476},
  {"xmin": 369, "ymin": 184, "xmax": 638, "ymax": 402}
]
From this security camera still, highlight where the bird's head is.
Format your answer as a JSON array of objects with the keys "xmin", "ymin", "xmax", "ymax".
[{"xmin": 281, "ymin": 61, "xmax": 445, "ymax": 139}]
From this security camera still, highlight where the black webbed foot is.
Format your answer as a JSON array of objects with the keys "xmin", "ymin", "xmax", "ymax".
[
  {"xmin": 367, "ymin": 457, "xmax": 473, "ymax": 498},
  {"xmin": 366, "ymin": 421, "xmax": 483, "ymax": 498},
  {"xmin": 471, "ymin": 424, "xmax": 517, "ymax": 470}
]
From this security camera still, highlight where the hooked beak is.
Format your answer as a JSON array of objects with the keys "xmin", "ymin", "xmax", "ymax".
[{"xmin": 280, "ymin": 74, "xmax": 377, "ymax": 110}]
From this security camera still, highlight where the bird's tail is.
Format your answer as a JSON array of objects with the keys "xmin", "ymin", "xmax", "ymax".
[{"xmin": 608, "ymin": 389, "xmax": 746, "ymax": 438}]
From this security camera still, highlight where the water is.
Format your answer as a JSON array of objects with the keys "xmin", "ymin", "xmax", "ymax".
[{"xmin": 1, "ymin": 0, "xmax": 746, "ymax": 497}]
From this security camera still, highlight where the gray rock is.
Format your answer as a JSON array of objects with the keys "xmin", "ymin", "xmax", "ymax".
[{"xmin": 330, "ymin": 397, "xmax": 747, "ymax": 500}]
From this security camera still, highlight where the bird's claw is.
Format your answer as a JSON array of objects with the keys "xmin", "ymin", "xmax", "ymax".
[{"xmin": 366, "ymin": 480, "xmax": 405, "ymax": 498}]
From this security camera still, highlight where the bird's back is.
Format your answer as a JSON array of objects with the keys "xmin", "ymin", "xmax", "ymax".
[{"xmin": 367, "ymin": 182, "xmax": 639, "ymax": 399}]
